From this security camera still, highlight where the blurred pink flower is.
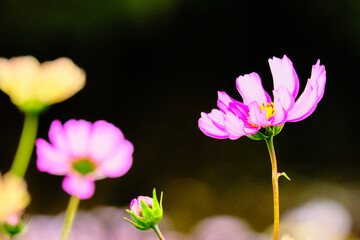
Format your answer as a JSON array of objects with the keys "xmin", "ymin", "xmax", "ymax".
[
  {"xmin": 36, "ymin": 119, "xmax": 134, "ymax": 199},
  {"xmin": 198, "ymin": 55, "xmax": 326, "ymax": 140}
]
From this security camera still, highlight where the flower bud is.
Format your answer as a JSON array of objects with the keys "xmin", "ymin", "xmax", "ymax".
[
  {"xmin": 125, "ymin": 189, "xmax": 163, "ymax": 231},
  {"xmin": 130, "ymin": 196, "xmax": 154, "ymax": 218}
]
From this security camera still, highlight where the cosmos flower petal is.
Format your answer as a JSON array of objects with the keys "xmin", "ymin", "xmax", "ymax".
[
  {"xmin": 62, "ymin": 174, "xmax": 95, "ymax": 199},
  {"xmin": 272, "ymin": 97, "xmax": 287, "ymax": 125},
  {"xmin": 224, "ymin": 111, "xmax": 246, "ymax": 140},
  {"xmin": 268, "ymin": 55, "xmax": 300, "ymax": 98},
  {"xmin": 207, "ymin": 109, "xmax": 228, "ymax": 131},
  {"xmin": 217, "ymin": 91, "xmax": 239, "ymax": 112},
  {"xmin": 198, "ymin": 111, "xmax": 228, "ymax": 139},
  {"xmin": 89, "ymin": 120, "xmax": 124, "ymax": 162},
  {"xmin": 48, "ymin": 120, "xmax": 69, "ymax": 154},
  {"xmin": 229, "ymin": 102, "xmax": 249, "ymax": 119},
  {"xmin": 236, "ymin": 72, "xmax": 271, "ymax": 105},
  {"xmin": 286, "ymin": 80, "xmax": 318, "ymax": 122},
  {"xmin": 36, "ymin": 139, "xmax": 69, "ymax": 175},
  {"xmin": 63, "ymin": 119, "xmax": 92, "ymax": 157},
  {"xmin": 248, "ymin": 101, "xmax": 268, "ymax": 127},
  {"xmin": 273, "ymin": 86, "xmax": 294, "ymax": 111},
  {"xmin": 310, "ymin": 59, "xmax": 326, "ymax": 101},
  {"xmin": 97, "ymin": 139, "xmax": 134, "ymax": 178},
  {"xmin": 243, "ymin": 124, "xmax": 259, "ymax": 135}
]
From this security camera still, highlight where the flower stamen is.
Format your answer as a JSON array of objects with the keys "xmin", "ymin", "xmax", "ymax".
[
  {"xmin": 260, "ymin": 102, "xmax": 276, "ymax": 120},
  {"xmin": 247, "ymin": 102, "xmax": 276, "ymax": 128}
]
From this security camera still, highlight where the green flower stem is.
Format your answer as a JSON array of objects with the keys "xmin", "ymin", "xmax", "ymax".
[
  {"xmin": 152, "ymin": 225, "xmax": 166, "ymax": 240},
  {"xmin": 10, "ymin": 113, "xmax": 39, "ymax": 178},
  {"xmin": 265, "ymin": 136, "xmax": 279, "ymax": 240},
  {"xmin": 60, "ymin": 195, "xmax": 80, "ymax": 240}
]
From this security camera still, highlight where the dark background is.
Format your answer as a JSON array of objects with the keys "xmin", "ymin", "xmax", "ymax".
[{"xmin": 0, "ymin": 0, "xmax": 359, "ymax": 234}]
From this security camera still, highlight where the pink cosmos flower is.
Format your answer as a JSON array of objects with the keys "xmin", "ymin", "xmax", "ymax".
[
  {"xmin": 198, "ymin": 55, "xmax": 326, "ymax": 140},
  {"xmin": 36, "ymin": 119, "xmax": 134, "ymax": 199}
]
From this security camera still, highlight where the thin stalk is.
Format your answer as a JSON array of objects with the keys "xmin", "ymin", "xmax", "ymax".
[
  {"xmin": 265, "ymin": 136, "xmax": 279, "ymax": 240},
  {"xmin": 60, "ymin": 195, "xmax": 80, "ymax": 240},
  {"xmin": 10, "ymin": 113, "xmax": 39, "ymax": 178},
  {"xmin": 152, "ymin": 225, "xmax": 166, "ymax": 240}
]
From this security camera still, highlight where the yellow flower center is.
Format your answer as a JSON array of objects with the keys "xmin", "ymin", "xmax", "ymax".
[
  {"xmin": 247, "ymin": 102, "xmax": 276, "ymax": 128},
  {"xmin": 260, "ymin": 102, "xmax": 276, "ymax": 120}
]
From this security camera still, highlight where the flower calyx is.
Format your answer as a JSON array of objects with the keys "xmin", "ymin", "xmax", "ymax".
[
  {"xmin": 0, "ymin": 218, "xmax": 27, "ymax": 237},
  {"xmin": 247, "ymin": 124, "xmax": 285, "ymax": 141},
  {"xmin": 124, "ymin": 188, "xmax": 163, "ymax": 231}
]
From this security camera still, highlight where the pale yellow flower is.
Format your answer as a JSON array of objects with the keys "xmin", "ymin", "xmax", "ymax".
[
  {"xmin": 0, "ymin": 56, "xmax": 86, "ymax": 112},
  {"xmin": 281, "ymin": 234, "xmax": 312, "ymax": 240},
  {"xmin": 281, "ymin": 234, "xmax": 295, "ymax": 240},
  {"xmin": 0, "ymin": 173, "xmax": 30, "ymax": 223}
]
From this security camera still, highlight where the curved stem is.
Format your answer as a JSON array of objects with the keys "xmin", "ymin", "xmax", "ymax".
[
  {"xmin": 10, "ymin": 113, "xmax": 39, "ymax": 178},
  {"xmin": 265, "ymin": 136, "xmax": 279, "ymax": 240},
  {"xmin": 152, "ymin": 225, "xmax": 166, "ymax": 240},
  {"xmin": 60, "ymin": 195, "xmax": 80, "ymax": 240}
]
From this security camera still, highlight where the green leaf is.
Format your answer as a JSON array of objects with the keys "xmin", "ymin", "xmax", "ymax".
[{"xmin": 278, "ymin": 172, "xmax": 291, "ymax": 181}]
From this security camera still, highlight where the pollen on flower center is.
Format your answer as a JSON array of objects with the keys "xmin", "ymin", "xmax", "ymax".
[
  {"xmin": 247, "ymin": 102, "xmax": 276, "ymax": 128},
  {"xmin": 260, "ymin": 102, "xmax": 276, "ymax": 120},
  {"xmin": 72, "ymin": 159, "xmax": 95, "ymax": 175}
]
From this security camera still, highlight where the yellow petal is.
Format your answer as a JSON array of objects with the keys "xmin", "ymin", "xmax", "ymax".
[
  {"xmin": 0, "ymin": 56, "xmax": 86, "ymax": 111},
  {"xmin": 0, "ymin": 173, "xmax": 30, "ymax": 223}
]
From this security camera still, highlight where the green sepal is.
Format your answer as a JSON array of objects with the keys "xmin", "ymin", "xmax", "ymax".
[
  {"xmin": 1, "ymin": 220, "xmax": 27, "ymax": 237},
  {"xmin": 151, "ymin": 189, "xmax": 163, "ymax": 223},
  {"xmin": 18, "ymin": 100, "xmax": 49, "ymax": 115},
  {"xmin": 125, "ymin": 210, "xmax": 151, "ymax": 230},
  {"xmin": 247, "ymin": 130, "xmax": 268, "ymax": 140},
  {"xmin": 140, "ymin": 200, "xmax": 153, "ymax": 221},
  {"xmin": 272, "ymin": 124, "xmax": 284, "ymax": 136},
  {"xmin": 247, "ymin": 124, "xmax": 285, "ymax": 141},
  {"xmin": 124, "ymin": 217, "xmax": 149, "ymax": 231},
  {"xmin": 159, "ymin": 191, "xmax": 163, "ymax": 207}
]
